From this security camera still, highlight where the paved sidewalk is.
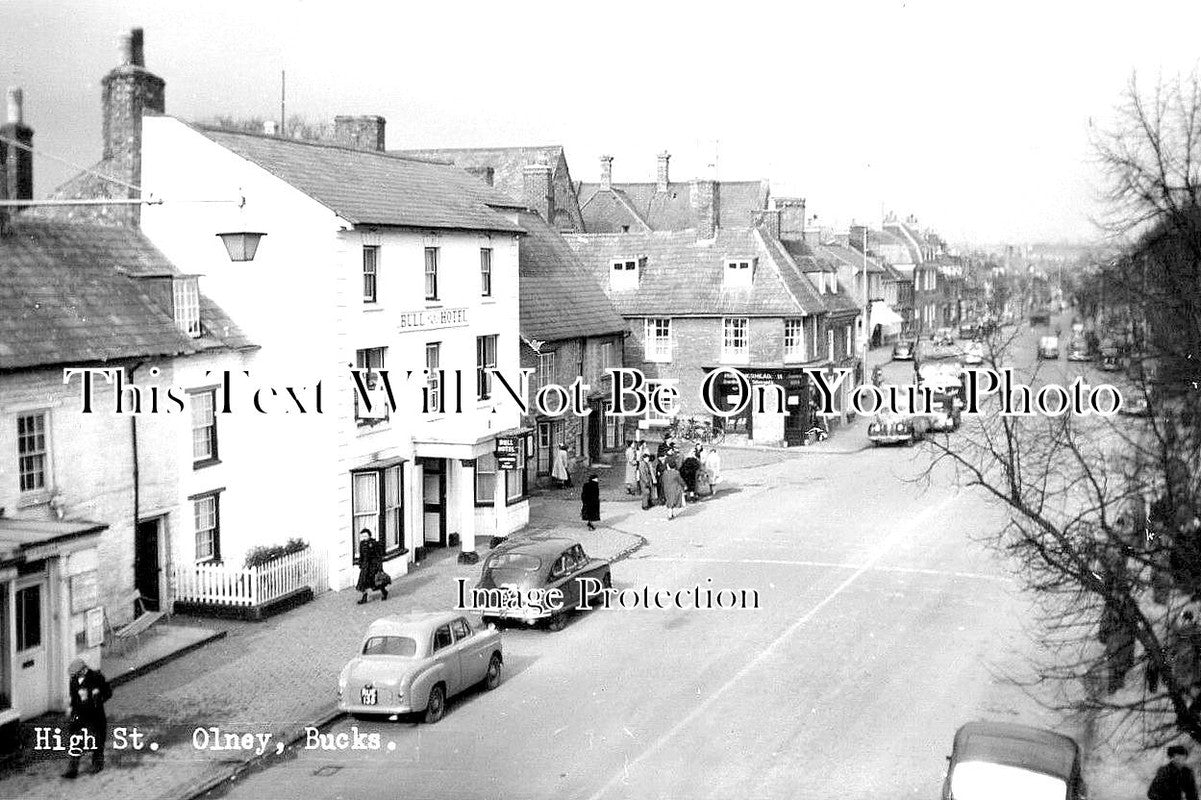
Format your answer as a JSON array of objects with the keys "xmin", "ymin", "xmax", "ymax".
[{"xmin": 1, "ymin": 509, "xmax": 646, "ymax": 800}]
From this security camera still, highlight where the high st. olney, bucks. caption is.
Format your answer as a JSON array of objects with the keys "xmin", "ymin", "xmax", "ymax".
[{"xmin": 61, "ymin": 365, "xmax": 1128, "ymax": 419}]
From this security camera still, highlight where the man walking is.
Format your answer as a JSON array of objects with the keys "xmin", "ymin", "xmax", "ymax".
[
  {"xmin": 1148, "ymin": 745, "xmax": 1199, "ymax": 800},
  {"xmin": 63, "ymin": 658, "xmax": 112, "ymax": 778}
]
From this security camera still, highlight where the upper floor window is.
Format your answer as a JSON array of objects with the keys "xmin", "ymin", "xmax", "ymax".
[
  {"xmin": 173, "ymin": 277, "xmax": 201, "ymax": 338},
  {"xmin": 190, "ymin": 390, "xmax": 218, "ymax": 467},
  {"xmin": 827, "ymin": 328, "xmax": 835, "ymax": 362},
  {"xmin": 644, "ymin": 318, "xmax": 672, "ymax": 362},
  {"xmin": 600, "ymin": 341, "xmax": 615, "ymax": 372},
  {"xmin": 477, "ymin": 335, "xmax": 498, "ymax": 400},
  {"xmin": 722, "ymin": 318, "xmax": 749, "ymax": 364},
  {"xmin": 610, "ymin": 257, "xmax": 643, "ymax": 291},
  {"xmin": 480, "ymin": 248, "xmax": 493, "ymax": 297},
  {"xmin": 355, "ymin": 347, "xmax": 387, "ymax": 425},
  {"xmin": 538, "ymin": 351, "xmax": 555, "ymax": 389},
  {"xmin": 424, "ymin": 247, "xmax": 439, "ymax": 301},
  {"xmin": 363, "ymin": 246, "xmax": 378, "ymax": 303},
  {"xmin": 783, "ymin": 319, "xmax": 805, "ymax": 363},
  {"xmin": 426, "ymin": 342, "xmax": 442, "ymax": 413},
  {"xmin": 17, "ymin": 411, "xmax": 48, "ymax": 494},
  {"xmin": 845, "ymin": 325, "xmax": 853, "ymax": 357},
  {"xmin": 725, "ymin": 259, "xmax": 755, "ymax": 289}
]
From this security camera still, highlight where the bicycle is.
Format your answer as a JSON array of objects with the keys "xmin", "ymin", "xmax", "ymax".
[{"xmin": 667, "ymin": 415, "xmax": 726, "ymax": 445}]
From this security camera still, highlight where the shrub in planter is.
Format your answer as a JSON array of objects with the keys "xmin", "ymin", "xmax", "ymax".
[{"xmin": 243, "ymin": 537, "xmax": 308, "ymax": 569}]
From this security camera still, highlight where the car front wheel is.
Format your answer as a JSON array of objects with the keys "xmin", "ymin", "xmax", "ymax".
[
  {"xmin": 484, "ymin": 655, "xmax": 502, "ymax": 690},
  {"xmin": 423, "ymin": 685, "xmax": 446, "ymax": 724}
]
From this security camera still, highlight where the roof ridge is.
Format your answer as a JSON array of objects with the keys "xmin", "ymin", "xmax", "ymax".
[{"xmin": 193, "ymin": 122, "xmax": 464, "ymax": 165}]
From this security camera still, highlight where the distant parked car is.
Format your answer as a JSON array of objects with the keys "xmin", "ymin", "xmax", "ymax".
[
  {"xmin": 337, "ymin": 611, "xmax": 503, "ymax": 724},
  {"xmin": 1098, "ymin": 342, "xmax": 1122, "ymax": 372},
  {"xmin": 1029, "ymin": 308, "xmax": 1052, "ymax": 326},
  {"xmin": 1119, "ymin": 395, "xmax": 1151, "ymax": 417},
  {"xmin": 1037, "ymin": 336, "xmax": 1060, "ymax": 360},
  {"xmin": 1067, "ymin": 336, "xmax": 1092, "ymax": 362},
  {"xmin": 959, "ymin": 322, "xmax": 979, "ymax": 340},
  {"xmin": 934, "ymin": 327, "xmax": 955, "ymax": 345},
  {"xmin": 477, "ymin": 537, "xmax": 612, "ymax": 631},
  {"xmin": 961, "ymin": 340, "xmax": 985, "ymax": 366},
  {"xmin": 941, "ymin": 721, "xmax": 1088, "ymax": 800},
  {"xmin": 868, "ymin": 409, "xmax": 931, "ymax": 446},
  {"xmin": 892, "ymin": 340, "xmax": 916, "ymax": 361}
]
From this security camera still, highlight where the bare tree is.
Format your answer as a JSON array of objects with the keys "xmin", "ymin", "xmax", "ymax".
[
  {"xmin": 926, "ymin": 73, "xmax": 1201, "ymax": 750},
  {"xmin": 203, "ymin": 113, "xmax": 334, "ymax": 143}
]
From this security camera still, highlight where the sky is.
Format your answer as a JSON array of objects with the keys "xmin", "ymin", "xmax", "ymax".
[{"xmin": 2, "ymin": 0, "xmax": 1200, "ymax": 245}]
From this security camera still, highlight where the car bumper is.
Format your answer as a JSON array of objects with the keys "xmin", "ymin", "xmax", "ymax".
[
  {"xmin": 1067, "ymin": 354, "xmax": 1091, "ymax": 361},
  {"xmin": 869, "ymin": 433, "xmax": 913, "ymax": 444},
  {"xmin": 489, "ymin": 608, "xmax": 553, "ymax": 625},
  {"xmin": 339, "ymin": 698, "xmax": 413, "ymax": 715}
]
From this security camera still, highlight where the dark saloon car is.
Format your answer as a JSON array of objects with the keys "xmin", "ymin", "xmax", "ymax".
[
  {"xmin": 892, "ymin": 339, "xmax": 916, "ymax": 361},
  {"xmin": 476, "ymin": 537, "xmax": 612, "ymax": 631},
  {"xmin": 942, "ymin": 721, "xmax": 1087, "ymax": 800}
]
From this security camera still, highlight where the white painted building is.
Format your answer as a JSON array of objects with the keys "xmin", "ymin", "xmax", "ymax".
[{"xmin": 140, "ymin": 116, "xmax": 532, "ymax": 591}]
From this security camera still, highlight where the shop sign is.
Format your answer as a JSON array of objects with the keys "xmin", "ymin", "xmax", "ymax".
[
  {"xmin": 398, "ymin": 307, "xmax": 469, "ymax": 332},
  {"xmin": 495, "ymin": 436, "xmax": 521, "ymax": 470}
]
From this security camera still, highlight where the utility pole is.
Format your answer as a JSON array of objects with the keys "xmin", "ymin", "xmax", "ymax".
[
  {"xmin": 861, "ymin": 226, "xmax": 870, "ymax": 387},
  {"xmin": 280, "ymin": 70, "xmax": 286, "ymax": 134}
]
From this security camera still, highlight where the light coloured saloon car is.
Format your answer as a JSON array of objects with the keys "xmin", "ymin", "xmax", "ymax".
[{"xmin": 337, "ymin": 611, "xmax": 503, "ymax": 723}]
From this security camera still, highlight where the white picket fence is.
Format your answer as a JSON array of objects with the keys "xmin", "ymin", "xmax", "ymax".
[{"xmin": 172, "ymin": 546, "xmax": 329, "ymax": 608}]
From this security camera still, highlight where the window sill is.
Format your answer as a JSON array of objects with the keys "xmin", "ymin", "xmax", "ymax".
[
  {"xmin": 196, "ymin": 558, "xmax": 222, "ymax": 567},
  {"xmin": 382, "ymin": 547, "xmax": 409, "ymax": 562},
  {"xmin": 193, "ymin": 458, "xmax": 222, "ymax": 471},
  {"xmin": 362, "ymin": 306, "xmax": 386, "ymax": 313},
  {"xmin": 16, "ymin": 492, "xmax": 51, "ymax": 509}
]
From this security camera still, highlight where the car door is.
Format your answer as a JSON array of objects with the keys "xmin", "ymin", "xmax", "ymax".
[
  {"xmin": 547, "ymin": 550, "xmax": 579, "ymax": 610},
  {"xmin": 431, "ymin": 623, "xmax": 462, "ymax": 696},
  {"xmin": 571, "ymin": 544, "xmax": 606, "ymax": 586},
  {"xmin": 451, "ymin": 617, "xmax": 488, "ymax": 686}
]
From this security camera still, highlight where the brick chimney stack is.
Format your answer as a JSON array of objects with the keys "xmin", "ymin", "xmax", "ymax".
[
  {"xmin": 600, "ymin": 155, "xmax": 613, "ymax": 191},
  {"xmin": 522, "ymin": 162, "xmax": 554, "ymax": 223},
  {"xmin": 776, "ymin": 197, "xmax": 807, "ymax": 242},
  {"xmin": 691, "ymin": 179, "xmax": 719, "ymax": 240},
  {"xmin": 754, "ymin": 209, "xmax": 781, "ymax": 241},
  {"xmin": 656, "ymin": 152, "xmax": 670, "ymax": 192},
  {"xmin": 465, "ymin": 166, "xmax": 495, "ymax": 186},
  {"xmin": 333, "ymin": 116, "xmax": 386, "ymax": 151},
  {"xmin": 102, "ymin": 27, "xmax": 165, "ymax": 226},
  {"xmin": 1, "ymin": 87, "xmax": 33, "ymax": 214}
]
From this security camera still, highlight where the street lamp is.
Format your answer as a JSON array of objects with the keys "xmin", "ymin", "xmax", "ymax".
[{"xmin": 215, "ymin": 231, "xmax": 266, "ymax": 262}]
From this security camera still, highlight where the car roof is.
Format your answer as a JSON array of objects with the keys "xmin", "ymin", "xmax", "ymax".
[
  {"xmin": 492, "ymin": 536, "xmax": 580, "ymax": 559},
  {"xmin": 365, "ymin": 611, "xmax": 465, "ymax": 638},
  {"xmin": 954, "ymin": 722, "xmax": 1078, "ymax": 778}
]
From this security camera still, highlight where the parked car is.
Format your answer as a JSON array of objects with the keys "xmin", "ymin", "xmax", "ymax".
[
  {"xmin": 1099, "ymin": 343, "xmax": 1122, "ymax": 372},
  {"xmin": 941, "ymin": 721, "xmax": 1087, "ymax": 800},
  {"xmin": 961, "ymin": 340, "xmax": 985, "ymax": 366},
  {"xmin": 868, "ymin": 409, "xmax": 931, "ymax": 446},
  {"xmin": 1119, "ymin": 395, "xmax": 1151, "ymax": 417},
  {"xmin": 926, "ymin": 395, "xmax": 962, "ymax": 433},
  {"xmin": 337, "ymin": 611, "xmax": 503, "ymax": 723},
  {"xmin": 958, "ymin": 322, "xmax": 979, "ymax": 340},
  {"xmin": 934, "ymin": 327, "xmax": 955, "ymax": 345},
  {"xmin": 892, "ymin": 339, "xmax": 916, "ymax": 361},
  {"xmin": 1029, "ymin": 308, "xmax": 1052, "ymax": 327},
  {"xmin": 477, "ymin": 537, "xmax": 612, "ymax": 631},
  {"xmin": 1037, "ymin": 335, "xmax": 1060, "ymax": 360},
  {"xmin": 1067, "ymin": 336, "xmax": 1092, "ymax": 362}
]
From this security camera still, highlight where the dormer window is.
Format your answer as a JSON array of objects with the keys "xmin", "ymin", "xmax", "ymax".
[
  {"xmin": 173, "ymin": 277, "xmax": 201, "ymax": 338},
  {"xmin": 725, "ymin": 259, "xmax": 755, "ymax": 289},
  {"xmin": 611, "ymin": 257, "xmax": 644, "ymax": 291}
]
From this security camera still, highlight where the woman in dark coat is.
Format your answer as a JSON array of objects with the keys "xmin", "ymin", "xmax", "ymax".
[
  {"xmin": 355, "ymin": 528, "xmax": 388, "ymax": 604},
  {"xmin": 679, "ymin": 448, "xmax": 702, "ymax": 500},
  {"xmin": 662, "ymin": 459, "xmax": 687, "ymax": 520},
  {"xmin": 581, "ymin": 474, "xmax": 601, "ymax": 530}
]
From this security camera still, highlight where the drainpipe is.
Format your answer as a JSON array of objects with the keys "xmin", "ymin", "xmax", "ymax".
[{"xmin": 129, "ymin": 362, "xmax": 143, "ymax": 616}]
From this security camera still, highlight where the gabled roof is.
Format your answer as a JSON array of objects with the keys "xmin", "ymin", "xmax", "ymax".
[
  {"xmin": 576, "ymin": 180, "xmax": 769, "ymax": 233},
  {"xmin": 516, "ymin": 211, "xmax": 626, "ymax": 342},
  {"xmin": 0, "ymin": 219, "xmax": 253, "ymax": 370},
  {"xmin": 561, "ymin": 228, "xmax": 824, "ymax": 317},
  {"xmin": 779, "ymin": 241, "xmax": 862, "ymax": 315},
  {"xmin": 810, "ymin": 243, "xmax": 886, "ymax": 274},
  {"xmin": 393, "ymin": 145, "xmax": 564, "ymax": 198},
  {"xmin": 883, "ymin": 221, "xmax": 926, "ymax": 264},
  {"xmin": 192, "ymin": 125, "xmax": 524, "ymax": 233}
]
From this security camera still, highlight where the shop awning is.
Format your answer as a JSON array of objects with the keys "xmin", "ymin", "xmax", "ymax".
[
  {"xmin": 0, "ymin": 518, "xmax": 107, "ymax": 566},
  {"xmin": 870, "ymin": 301, "xmax": 904, "ymax": 333}
]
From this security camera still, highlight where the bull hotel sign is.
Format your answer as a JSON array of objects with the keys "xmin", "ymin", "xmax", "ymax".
[{"xmin": 397, "ymin": 307, "xmax": 470, "ymax": 332}]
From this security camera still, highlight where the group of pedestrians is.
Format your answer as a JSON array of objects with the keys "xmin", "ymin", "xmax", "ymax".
[{"xmin": 622, "ymin": 434, "xmax": 723, "ymax": 520}]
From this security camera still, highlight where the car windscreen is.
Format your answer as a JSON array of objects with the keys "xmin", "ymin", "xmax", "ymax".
[
  {"xmin": 950, "ymin": 761, "xmax": 1068, "ymax": 800},
  {"xmin": 485, "ymin": 552, "xmax": 542, "ymax": 572},
  {"xmin": 361, "ymin": 635, "xmax": 418, "ymax": 657}
]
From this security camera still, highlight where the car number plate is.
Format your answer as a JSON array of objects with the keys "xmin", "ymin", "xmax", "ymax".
[{"xmin": 360, "ymin": 685, "xmax": 377, "ymax": 705}]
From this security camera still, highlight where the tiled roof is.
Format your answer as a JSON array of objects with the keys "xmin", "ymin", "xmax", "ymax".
[
  {"xmin": 33, "ymin": 157, "xmax": 131, "ymax": 226},
  {"xmin": 561, "ymin": 228, "xmax": 824, "ymax": 317},
  {"xmin": 882, "ymin": 222, "xmax": 924, "ymax": 264},
  {"xmin": 779, "ymin": 242, "xmax": 862, "ymax": 315},
  {"xmin": 0, "ymin": 218, "xmax": 253, "ymax": 370},
  {"xmin": 193, "ymin": 125, "xmax": 524, "ymax": 233},
  {"xmin": 810, "ymin": 243, "xmax": 886, "ymax": 274},
  {"xmin": 516, "ymin": 211, "xmax": 626, "ymax": 342},
  {"xmin": 576, "ymin": 180, "xmax": 769, "ymax": 233},
  {"xmin": 392, "ymin": 146, "xmax": 563, "ymax": 200}
]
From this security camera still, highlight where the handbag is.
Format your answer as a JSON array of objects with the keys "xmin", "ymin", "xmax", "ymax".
[{"xmin": 373, "ymin": 570, "xmax": 392, "ymax": 588}]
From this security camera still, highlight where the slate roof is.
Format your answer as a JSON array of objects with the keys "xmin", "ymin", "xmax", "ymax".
[
  {"xmin": 393, "ymin": 145, "xmax": 563, "ymax": 201},
  {"xmin": 516, "ymin": 210, "xmax": 626, "ymax": 342},
  {"xmin": 810, "ymin": 243, "xmax": 886, "ymax": 274},
  {"xmin": 780, "ymin": 241, "xmax": 862, "ymax": 315},
  {"xmin": 192, "ymin": 125, "xmax": 524, "ymax": 232},
  {"xmin": 576, "ymin": 180, "xmax": 769, "ymax": 233},
  {"xmin": 0, "ymin": 218, "xmax": 253, "ymax": 370},
  {"xmin": 561, "ymin": 228, "xmax": 824, "ymax": 317},
  {"xmin": 34, "ymin": 156, "xmax": 131, "ymax": 226}
]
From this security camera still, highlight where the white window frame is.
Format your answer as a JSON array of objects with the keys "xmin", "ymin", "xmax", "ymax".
[
  {"xmin": 476, "ymin": 334, "xmax": 498, "ymax": 400},
  {"xmin": 783, "ymin": 319, "xmax": 805, "ymax": 363},
  {"xmin": 173, "ymin": 277, "xmax": 201, "ymax": 338},
  {"xmin": 600, "ymin": 341, "xmax": 614, "ymax": 371},
  {"xmin": 424, "ymin": 247, "xmax": 439, "ymax": 301},
  {"xmin": 724, "ymin": 259, "xmax": 754, "ymax": 288},
  {"xmin": 538, "ymin": 351, "xmax": 555, "ymax": 390},
  {"xmin": 426, "ymin": 342, "xmax": 441, "ymax": 413},
  {"xmin": 193, "ymin": 493, "xmax": 220, "ymax": 563},
  {"xmin": 480, "ymin": 247, "xmax": 493, "ymax": 297},
  {"xmin": 644, "ymin": 318, "xmax": 672, "ymax": 362},
  {"xmin": 845, "ymin": 325, "xmax": 853, "ymax": 357},
  {"xmin": 190, "ymin": 390, "xmax": 218, "ymax": 465},
  {"xmin": 474, "ymin": 453, "xmax": 497, "ymax": 505},
  {"xmin": 644, "ymin": 380, "xmax": 677, "ymax": 425},
  {"xmin": 504, "ymin": 438, "xmax": 527, "ymax": 504},
  {"xmin": 17, "ymin": 410, "xmax": 49, "ymax": 496},
  {"xmin": 355, "ymin": 347, "xmax": 387, "ymax": 425},
  {"xmin": 363, "ymin": 245, "xmax": 378, "ymax": 303},
  {"xmin": 827, "ymin": 328, "xmax": 835, "ymax": 361},
  {"xmin": 721, "ymin": 317, "xmax": 749, "ymax": 364}
]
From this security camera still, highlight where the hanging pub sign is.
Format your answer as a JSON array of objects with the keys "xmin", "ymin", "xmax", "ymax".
[{"xmin": 495, "ymin": 435, "xmax": 521, "ymax": 470}]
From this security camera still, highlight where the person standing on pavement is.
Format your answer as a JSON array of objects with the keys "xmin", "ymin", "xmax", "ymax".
[
  {"xmin": 694, "ymin": 445, "xmax": 712, "ymax": 497},
  {"xmin": 655, "ymin": 451, "xmax": 668, "ymax": 505},
  {"xmin": 62, "ymin": 658, "xmax": 111, "ymax": 778},
  {"xmin": 1148, "ymin": 745, "xmax": 1199, "ymax": 800},
  {"xmin": 703, "ymin": 447, "xmax": 723, "ymax": 497},
  {"xmin": 581, "ymin": 474, "xmax": 601, "ymax": 531},
  {"xmin": 624, "ymin": 441, "xmax": 640, "ymax": 495},
  {"xmin": 638, "ymin": 453, "xmax": 657, "ymax": 510},
  {"xmin": 551, "ymin": 444, "xmax": 573, "ymax": 489},
  {"xmin": 355, "ymin": 528, "xmax": 388, "ymax": 604},
  {"xmin": 679, "ymin": 447, "xmax": 701, "ymax": 501},
  {"xmin": 657, "ymin": 434, "xmax": 675, "ymax": 460},
  {"xmin": 661, "ymin": 457, "xmax": 687, "ymax": 520}
]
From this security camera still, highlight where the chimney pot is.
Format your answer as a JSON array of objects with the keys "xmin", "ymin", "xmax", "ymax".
[
  {"xmin": 129, "ymin": 28, "xmax": 145, "ymax": 67},
  {"xmin": 600, "ymin": 155, "xmax": 613, "ymax": 191},
  {"xmin": 333, "ymin": 115, "xmax": 386, "ymax": 151},
  {"xmin": 656, "ymin": 151, "xmax": 670, "ymax": 192},
  {"xmin": 6, "ymin": 88, "xmax": 22, "ymax": 125},
  {"xmin": 101, "ymin": 28, "xmax": 164, "ymax": 225}
]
